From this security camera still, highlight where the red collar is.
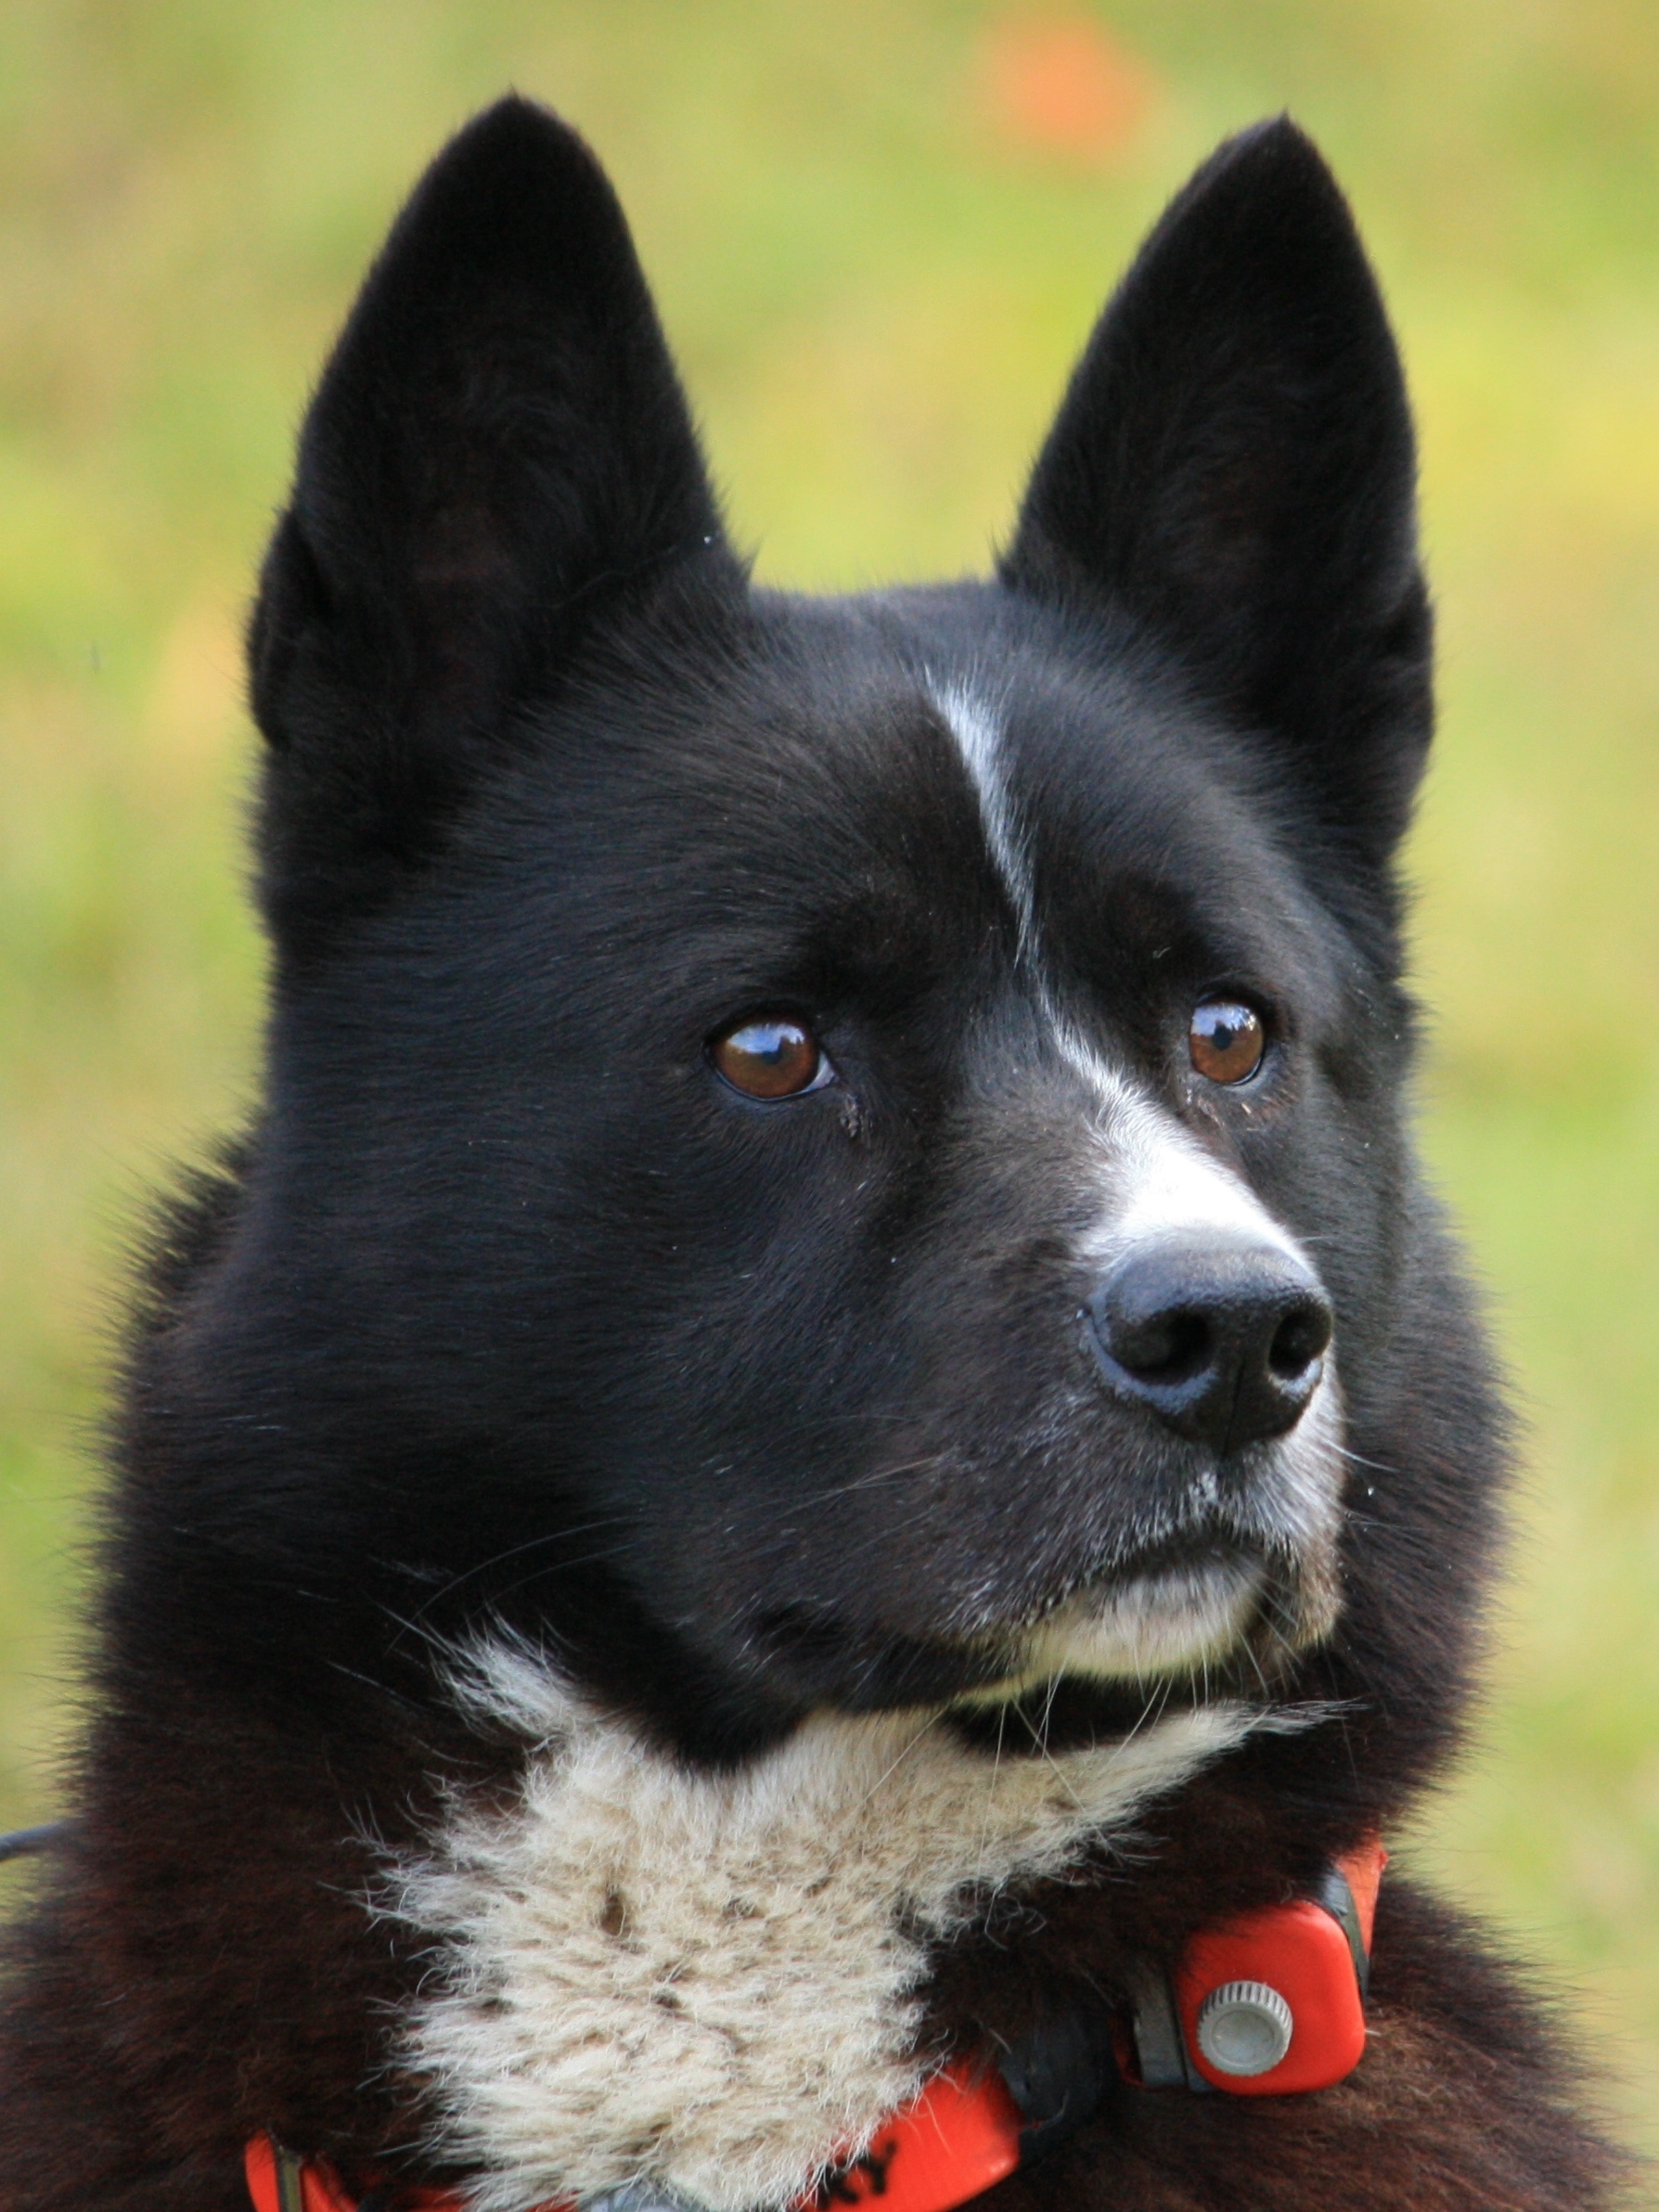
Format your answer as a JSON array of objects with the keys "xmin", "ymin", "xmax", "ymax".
[
  {"xmin": 248, "ymin": 1842, "xmax": 1383, "ymax": 2212},
  {"xmin": 250, "ymin": 2061, "xmax": 1023, "ymax": 2212}
]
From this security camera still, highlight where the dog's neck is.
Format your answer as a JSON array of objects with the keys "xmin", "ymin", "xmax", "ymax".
[{"xmin": 388, "ymin": 1642, "xmax": 1276, "ymax": 2212}]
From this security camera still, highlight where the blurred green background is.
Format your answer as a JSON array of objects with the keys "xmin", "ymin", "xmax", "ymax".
[{"xmin": 1, "ymin": 0, "xmax": 1655, "ymax": 2156}]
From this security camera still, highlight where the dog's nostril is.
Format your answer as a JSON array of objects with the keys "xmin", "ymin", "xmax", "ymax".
[
  {"xmin": 1084, "ymin": 1232, "xmax": 1332, "ymax": 1454},
  {"xmin": 1114, "ymin": 1306, "xmax": 1214, "ymax": 1385},
  {"xmin": 1267, "ymin": 1298, "xmax": 1332, "ymax": 1381}
]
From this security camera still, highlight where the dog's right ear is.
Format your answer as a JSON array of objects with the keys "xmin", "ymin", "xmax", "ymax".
[{"xmin": 249, "ymin": 97, "xmax": 726, "ymax": 967}]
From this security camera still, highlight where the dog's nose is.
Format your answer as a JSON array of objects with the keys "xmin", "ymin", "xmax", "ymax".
[{"xmin": 1084, "ymin": 1231, "xmax": 1332, "ymax": 1453}]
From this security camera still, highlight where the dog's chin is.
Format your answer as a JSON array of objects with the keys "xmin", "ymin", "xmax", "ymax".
[
  {"xmin": 1028, "ymin": 1557, "xmax": 1267, "ymax": 1681},
  {"xmin": 948, "ymin": 1556, "xmax": 1269, "ymax": 1716}
]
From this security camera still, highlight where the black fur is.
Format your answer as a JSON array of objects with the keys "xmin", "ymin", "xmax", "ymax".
[{"xmin": 0, "ymin": 99, "xmax": 1631, "ymax": 2209}]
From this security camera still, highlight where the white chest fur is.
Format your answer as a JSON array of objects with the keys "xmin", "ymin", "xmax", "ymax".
[{"xmin": 390, "ymin": 1644, "xmax": 1264, "ymax": 2212}]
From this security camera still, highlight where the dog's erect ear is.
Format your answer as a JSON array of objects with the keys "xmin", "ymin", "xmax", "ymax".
[
  {"xmin": 250, "ymin": 97, "xmax": 726, "ymax": 964},
  {"xmin": 1003, "ymin": 119, "xmax": 1430, "ymax": 864}
]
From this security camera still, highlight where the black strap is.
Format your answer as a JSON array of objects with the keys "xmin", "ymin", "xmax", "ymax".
[
  {"xmin": 1311, "ymin": 1860, "xmax": 1370, "ymax": 1998},
  {"xmin": 271, "ymin": 2145, "xmax": 306, "ymax": 2212},
  {"xmin": 996, "ymin": 1994, "xmax": 1118, "ymax": 2167},
  {"xmin": 0, "ymin": 1821, "xmax": 67, "ymax": 1863}
]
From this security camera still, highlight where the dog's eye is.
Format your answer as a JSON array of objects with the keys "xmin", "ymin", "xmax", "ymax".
[
  {"xmin": 710, "ymin": 1016, "xmax": 831, "ymax": 1100},
  {"xmin": 1190, "ymin": 998, "xmax": 1266, "ymax": 1085}
]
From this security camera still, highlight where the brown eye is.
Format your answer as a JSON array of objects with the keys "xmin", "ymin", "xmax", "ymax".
[
  {"xmin": 1190, "ymin": 998, "xmax": 1267, "ymax": 1086},
  {"xmin": 711, "ymin": 1016, "xmax": 830, "ymax": 1100}
]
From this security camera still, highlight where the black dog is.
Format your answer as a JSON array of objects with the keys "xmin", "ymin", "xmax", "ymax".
[{"xmin": 0, "ymin": 99, "xmax": 1629, "ymax": 2212}]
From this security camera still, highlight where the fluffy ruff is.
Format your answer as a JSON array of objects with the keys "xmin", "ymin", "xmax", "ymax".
[{"xmin": 393, "ymin": 1646, "xmax": 1277, "ymax": 2212}]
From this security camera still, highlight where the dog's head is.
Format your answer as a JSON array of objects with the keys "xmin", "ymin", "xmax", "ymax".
[{"xmin": 229, "ymin": 101, "xmax": 1431, "ymax": 1760}]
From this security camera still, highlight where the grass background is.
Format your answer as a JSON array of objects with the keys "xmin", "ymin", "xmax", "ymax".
[{"xmin": 1, "ymin": 0, "xmax": 1656, "ymax": 2160}]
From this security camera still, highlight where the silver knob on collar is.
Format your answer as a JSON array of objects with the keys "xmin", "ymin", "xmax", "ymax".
[{"xmin": 1194, "ymin": 1979, "xmax": 1294, "ymax": 2077}]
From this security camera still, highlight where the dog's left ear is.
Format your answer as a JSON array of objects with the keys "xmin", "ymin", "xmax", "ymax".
[{"xmin": 1003, "ymin": 119, "xmax": 1430, "ymax": 865}]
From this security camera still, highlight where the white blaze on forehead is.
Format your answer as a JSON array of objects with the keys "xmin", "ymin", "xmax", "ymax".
[
  {"xmin": 930, "ymin": 672, "xmax": 1308, "ymax": 1273},
  {"xmin": 930, "ymin": 676, "xmax": 1035, "ymax": 955},
  {"xmin": 392, "ymin": 1640, "xmax": 1273, "ymax": 2212}
]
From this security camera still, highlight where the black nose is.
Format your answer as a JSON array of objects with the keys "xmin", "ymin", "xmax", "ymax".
[{"xmin": 1084, "ymin": 1231, "xmax": 1332, "ymax": 1453}]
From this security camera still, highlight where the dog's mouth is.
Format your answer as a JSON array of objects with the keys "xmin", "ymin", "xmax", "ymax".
[
  {"xmin": 940, "ymin": 1533, "xmax": 1310, "ymax": 1754},
  {"xmin": 748, "ymin": 1522, "xmax": 1331, "ymax": 1731},
  {"xmin": 934, "ymin": 1531, "xmax": 1268, "ymax": 1713},
  {"xmin": 1019, "ymin": 1533, "xmax": 1271, "ymax": 1681}
]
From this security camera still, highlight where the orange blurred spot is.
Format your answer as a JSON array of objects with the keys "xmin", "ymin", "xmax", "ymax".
[{"xmin": 982, "ymin": 15, "xmax": 1158, "ymax": 165}]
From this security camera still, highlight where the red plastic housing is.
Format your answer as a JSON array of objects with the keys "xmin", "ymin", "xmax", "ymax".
[
  {"xmin": 1172, "ymin": 1842, "xmax": 1385, "ymax": 2098},
  {"xmin": 1176, "ymin": 1897, "xmax": 1365, "ymax": 2095}
]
